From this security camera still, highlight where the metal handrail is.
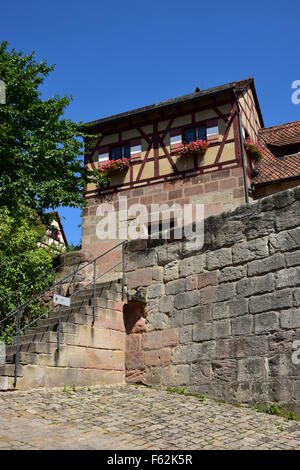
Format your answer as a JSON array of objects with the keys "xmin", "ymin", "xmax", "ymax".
[
  {"xmin": 1, "ymin": 241, "xmax": 124, "ymax": 326},
  {"xmin": 11, "ymin": 241, "xmax": 126, "ymax": 388}
]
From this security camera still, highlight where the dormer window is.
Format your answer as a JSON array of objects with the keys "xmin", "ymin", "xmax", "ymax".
[
  {"xmin": 269, "ymin": 143, "xmax": 300, "ymax": 159},
  {"xmin": 183, "ymin": 126, "xmax": 207, "ymax": 144}
]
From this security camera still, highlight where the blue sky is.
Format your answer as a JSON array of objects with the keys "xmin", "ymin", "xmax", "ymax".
[{"xmin": 2, "ymin": 0, "xmax": 299, "ymax": 245}]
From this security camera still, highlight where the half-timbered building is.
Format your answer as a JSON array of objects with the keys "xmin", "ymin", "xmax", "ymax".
[{"xmin": 81, "ymin": 78, "xmax": 264, "ymax": 255}]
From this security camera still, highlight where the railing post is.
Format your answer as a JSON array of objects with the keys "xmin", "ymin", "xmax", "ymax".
[
  {"xmin": 57, "ymin": 282, "xmax": 63, "ymax": 351},
  {"xmin": 13, "ymin": 306, "xmax": 21, "ymax": 388},
  {"xmin": 72, "ymin": 256, "xmax": 76, "ymax": 292},
  {"xmin": 122, "ymin": 241, "xmax": 125, "ymax": 301},
  {"xmin": 92, "ymin": 259, "xmax": 96, "ymax": 326},
  {"xmin": 51, "ymin": 268, "xmax": 55, "ymax": 310}
]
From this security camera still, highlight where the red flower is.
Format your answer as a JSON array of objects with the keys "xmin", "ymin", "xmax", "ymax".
[
  {"xmin": 245, "ymin": 139, "xmax": 263, "ymax": 162},
  {"xmin": 175, "ymin": 140, "xmax": 209, "ymax": 159}
]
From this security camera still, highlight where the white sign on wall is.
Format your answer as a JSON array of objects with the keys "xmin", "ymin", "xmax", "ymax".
[{"xmin": 53, "ymin": 294, "xmax": 71, "ymax": 307}]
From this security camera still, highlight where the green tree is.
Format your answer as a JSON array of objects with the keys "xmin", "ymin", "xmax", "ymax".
[
  {"xmin": 0, "ymin": 42, "xmax": 97, "ymax": 342},
  {"xmin": 0, "ymin": 204, "xmax": 54, "ymax": 343},
  {"xmin": 0, "ymin": 41, "xmax": 89, "ymax": 213}
]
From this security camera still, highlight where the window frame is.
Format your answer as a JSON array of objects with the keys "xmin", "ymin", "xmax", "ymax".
[{"xmin": 181, "ymin": 125, "xmax": 207, "ymax": 144}]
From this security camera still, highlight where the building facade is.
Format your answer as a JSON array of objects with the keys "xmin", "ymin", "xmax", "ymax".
[{"xmin": 82, "ymin": 78, "xmax": 264, "ymax": 257}]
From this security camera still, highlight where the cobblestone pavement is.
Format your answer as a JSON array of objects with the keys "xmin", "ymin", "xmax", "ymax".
[{"xmin": 0, "ymin": 384, "xmax": 300, "ymax": 450}]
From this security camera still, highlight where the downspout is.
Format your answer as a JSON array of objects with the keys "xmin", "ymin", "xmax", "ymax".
[{"xmin": 233, "ymin": 88, "xmax": 249, "ymax": 204}]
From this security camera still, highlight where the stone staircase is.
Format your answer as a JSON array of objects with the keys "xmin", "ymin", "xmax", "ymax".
[{"xmin": 0, "ymin": 279, "xmax": 126, "ymax": 391}]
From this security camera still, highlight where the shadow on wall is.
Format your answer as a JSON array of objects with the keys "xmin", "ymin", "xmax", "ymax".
[{"xmin": 123, "ymin": 301, "xmax": 146, "ymax": 384}]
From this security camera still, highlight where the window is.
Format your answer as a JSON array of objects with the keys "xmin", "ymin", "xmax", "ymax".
[
  {"xmin": 270, "ymin": 143, "xmax": 300, "ymax": 159},
  {"xmin": 183, "ymin": 126, "xmax": 207, "ymax": 143},
  {"xmin": 131, "ymin": 144, "xmax": 142, "ymax": 155},
  {"xmin": 170, "ymin": 134, "xmax": 182, "ymax": 145},
  {"xmin": 207, "ymin": 125, "xmax": 219, "ymax": 137},
  {"xmin": 98, "ymin": 152, "xmax": 109, "ymax": 163},
  {"xmin": 111, "ymin": 144, "xmax": 130, "ymax": 160}
]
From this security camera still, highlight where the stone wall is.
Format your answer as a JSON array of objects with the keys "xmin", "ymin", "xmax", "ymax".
[{"xmin": 125, "ymin": 186, "xmax": 300, "ymax": 412}]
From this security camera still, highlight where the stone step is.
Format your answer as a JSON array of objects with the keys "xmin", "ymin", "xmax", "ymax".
[
  {"xmin": 0, "ymin": 363, "xmax": 23, "ymax": 377},
  {"xmin": 5, "ymin": 351, "xmax": 40, "ymax": 365},
  {"xmin": 26, "ymin": 341, "xmax": 57, "ymax": 354}
]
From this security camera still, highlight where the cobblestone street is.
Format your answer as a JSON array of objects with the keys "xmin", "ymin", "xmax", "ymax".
[{"xmin": 0, "ymin": 384, "xmax": 299, "ymax": 450}]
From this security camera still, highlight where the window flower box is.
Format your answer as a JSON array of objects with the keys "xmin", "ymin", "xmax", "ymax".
[
  {"xmin": 245, "ymin": 139, "xmax": 263, "ymax": 162},
  {"xmin": 94, "ymin": 158, "xmax": 129, "ymax": 188},
  {"xmin": 175, "ymin": 140, "xmax": 209, "ymax": 159},
  {"xmin": 99, "ymin": 158, "xmax": 129, "ymax": 173}
]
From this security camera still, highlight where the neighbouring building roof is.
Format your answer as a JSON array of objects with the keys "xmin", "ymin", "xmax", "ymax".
[
  {"xmin": 253, "ymin": 121, "xmax": 300, "ymax": 185},
  {"xmin": 81, "ymin": 77, "xmax": 264, "ymax": 131}
]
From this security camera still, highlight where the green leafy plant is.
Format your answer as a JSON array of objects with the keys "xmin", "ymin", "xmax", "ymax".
[
  {"xmin": 0, "ymin": 41, "xmax": 99, "ymax": 213},
  {"xmin": 0, "ymin": 204, "xmax": 54, "ymax": 343},
  {"xmin": 287, "ymin": 411, "xmax": 297, "ymax": 421},
  {"xmin": 266, "ymin": 404, "xmax": 281, "ymax": 416}
]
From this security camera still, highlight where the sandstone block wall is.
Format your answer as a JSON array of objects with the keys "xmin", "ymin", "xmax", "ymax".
[
  {"xmin": 82, "ymin": 167, "xmax": 246, "ymax": 256},
  {"xmin": 125, "ymin": 186, "xmax": 300, "ymax": 412}
]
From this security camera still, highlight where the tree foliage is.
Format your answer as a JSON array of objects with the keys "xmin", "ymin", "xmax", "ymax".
[
  {"xmin": 0, "ymin": 41, "xmax": 89, "ymax": 213},
  {"xmin": 0, "ymin": 204, "xmax": 54, "ymax": 343}
]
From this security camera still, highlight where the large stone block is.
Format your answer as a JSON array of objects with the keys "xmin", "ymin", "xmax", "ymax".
[
  {"xmin": 219, "ymin": 266, "xmax": 246, "ymax": 283},
  {"xmin": 142, "ymin": 331, "xmax": 162, "ymax": 350},
  {"xmin": 275, "ymin": 267, "xmax": 300, "ymax": 289},
  {"xmin": 212, "ymin": 298, "xmax": 248, "ymax": 320},
  {"xmin": 237, "ymin": 357, "xmax": 268, "ymax": 382},
  {"xmin": 249, "ymin": 289, "xmax": 293, "ymax": 314},
  {"xmin": 127, "ymin": 268, "xmax": 152, "ymax": 289},
  {"xmin": 144, "ymin": 348, "xmax": 171, "ymax": 366},
  {"xmin": 285, "ymin": 251, "xmax": 300, "ymax": 268},
  {"xmin": 269, "ymin": 228, "xmax": 300, "ymax": 254},
  {"xmin": 193, "ymin": 323, "xmax": 214, "ymax": 342},
  {"xmin": 215, "ymin": 283, "xmax": 236, "ymax": 302},
  {"xmin": 179, "ymin": 325, "xmax": 193, "ymax": 344},
  {"xmin": 165, "ymin": 279, "xmax": 185, "ymax": 295},
  {"xmin": 136, "ymin": 250, "xmax": 156, "ymax": 268},
  {"xmin": 174, "ymin": 291, "xmax": 200, "ymax": 310},
  {"xmin": 159, "ymin": 295, "xmax": 174, "ymax": 313},
  {"xmin": 211, "ymin": 359, "xmax": 237, "ymax": 383},
  {"xmin": 190, "ymin": 361, "xmax": 211, "ymax": 385},
  {"xmin": 171, "ymin": 344, "xmax": 198, "ymax": 364},
  {"xmin": 147, "ymin": 312, "xmax": 169, "ymax": 330},
  {"xmin": 275, "ymin": 203, "xmax": 300, "ymax": 231},
  {"xmin": 247, "ymin": 254, "xmax": 285, "ymax": 277},
  {"xmin": 148, "ymin": 283, "xmax": 165, "ymax": 299},
  {"xmin": 87, "ymin": 348, "xmax": 124, "ymax": 371},
  {"xmin": 66, "ymin": 345, "xmax": 88, "ymax": 368},
  {"xmin": 294, "ymin": 289, "xmax": 300, "ymax": 307},
  {"xmin": 214, "ymin": 320, "xmax": 231, "ymax": 339},
  {"xmin": 199, "ymin": 286, "xmax": 216, "ymax": 305},
  {"xmin": 236, "ymin": 274, "xmax": 274, "ymax": 298},
  {"xmin": 254, "ymin": 311, "xmax": 279, "ymax": 333},
  {"xmin": 162, "ymin": 364, "xmax": 190, "ymax": 386},
  {"xmin": 162, "ymin": 328, "xmax": 179, "ymax": 347},
  {"xmin": 198, "ymin": 271, "xmax": 218, "ymax": 288},
  {"xmin": 164, "ymin": 261, "xmax": 179, "ymax": 282},
  {"xmin": 232, "ymin": 237, "xmax": 269, "ymax": 264},
  {"xmin": 182, "ymin": 305, "xmax": 211, "ymax": 324},
  {"xmin": 280, "ymin": 309, "xmax": 300, "ymax": 329},
  {"xmin": 206, "ymin": 248, "xmax": 232, "ymax": 270},
  {"xmin": 231, "ymin": 315, "xmax": 253, "ymax": 336}
]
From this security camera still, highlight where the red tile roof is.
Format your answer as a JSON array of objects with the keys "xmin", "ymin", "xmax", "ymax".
[{"xmin": 253, "ymin": 121, "xmax": 300, "ymax": 185}]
